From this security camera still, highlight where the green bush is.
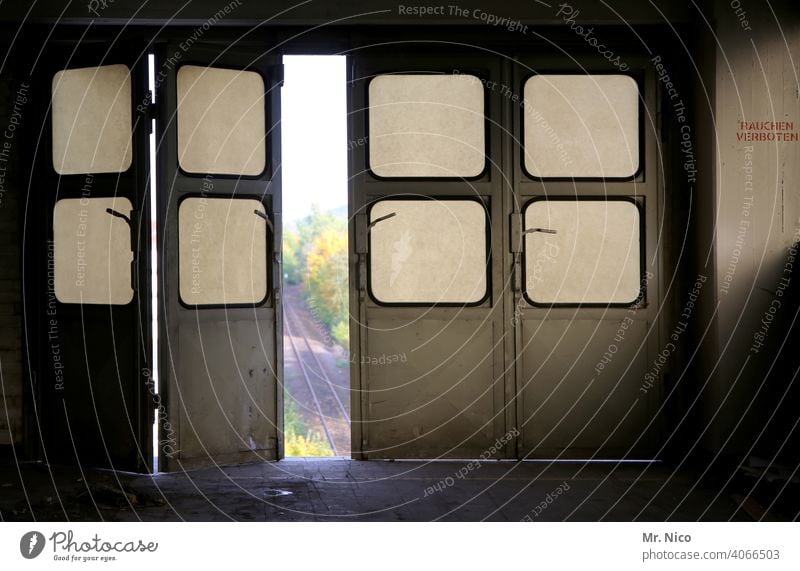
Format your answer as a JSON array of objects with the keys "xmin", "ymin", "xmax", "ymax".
[
  {"xmin": 284, "ymin": 429, "xmax": 333, "ymax": 457},
  {"xmin": 283, "ymin": 397, "xmax": 333, "ymax": 457},
  {"xmin": 331, "ymin": 319, "xmax": 349, "ymax": 348}
]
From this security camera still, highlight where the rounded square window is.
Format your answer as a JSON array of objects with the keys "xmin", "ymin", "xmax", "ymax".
[
  {"xmin": 524, "ymin": 199, "xmax": 642, "ymax": 305},
  {"xmin": 369, "ymin": 199, "xmax": 488, "ymax": 304},
  {"xmin": 51, "ymin": 64, "xmax": 132, "ymax": 175},
  {"xmin": 177, "ymin": 65, "xmax": 267, "ymax": 176},
  {"xmin": 179, "ymin": 197, "xmax": 268, "ymax": 306},
  {"xmin": 53, "ymin": 197, "xmax": 134, "ymax": 305},
  {"xmin": 523, "ymin": 75, "xmax": 639, "ymax": 179},
  {"xmin": 368, "ymin": 74, "xmax": 485, "ymax": 178}
]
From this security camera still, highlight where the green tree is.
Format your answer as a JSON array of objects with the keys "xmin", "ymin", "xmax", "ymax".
[
  {"xmin": 296, "ymin": 204, "xmax": 346, "ymax": 259},
  {"xmin": 288, "ymin": 203, "xmax": 350, "ymax": 349},
  {"xmin": 305, "ymin": 228, "xmax": 348, "ymax": 338}
]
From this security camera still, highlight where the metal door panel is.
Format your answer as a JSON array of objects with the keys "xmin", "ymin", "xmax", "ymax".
[
  {"xmin": 348, "ymin": 48, "xmax": 508, "ymax": 459},
  {"xmin": 24, "ymin": 44, "xmax": 153, "ymax": 472},
  {"xmin": 348, "ymin": 47, "xmax": 670, "ymax": 460},
  {"xmin": 176, "ymin": 319, "xmax": 276, "ymax": 466},
  {"xmin": 511, "ymin": 53, "xmax": 666, "ymax": 459},
  {"xmin": 521, "ymin": 319, "xmax": 660, "ymax": 458},
  {"xmin": 156, "ymin": 44, "xmax": 283, "ymax": 470},
  {"xmin": 364, "ymin": 319, "xmax": 496, "ymax": 458}
]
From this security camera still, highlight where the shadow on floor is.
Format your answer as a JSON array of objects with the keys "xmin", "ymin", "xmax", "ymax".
[{"xmin": 3, "ymin": 458, "xmax": 796, "ymax": 521}]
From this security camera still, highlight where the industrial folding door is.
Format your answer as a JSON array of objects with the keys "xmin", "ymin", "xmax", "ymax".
[
  {"xmin": 348, "ymin": 50, "xmax": 510, "ymax": 459},
  {"xmin": 26, "ymin": 38, "xmax": 667, "ymax": 468},
  {"xmin": 24, "ymin": 45, "xmax": 154, "ymax": 472},
  {"xmin": 155, "ymin": 44, "xmax": 283, "ymax": 470},
  {"xmin": 349, "ymin": 48, "xmax": 668, "ymax": 459},
  {"xmin": 511, "ymin": 55, "xmax": 665, "ymax": 459}
]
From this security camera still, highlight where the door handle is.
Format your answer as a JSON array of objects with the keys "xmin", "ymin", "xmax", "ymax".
[
  {"xmin": 105, "ymin": 207, "xmax": 136, "ymax": 295},
  {"xmin": 523, "ymin": 227, "xmax": 557, "ymax": 235},
  {"xmin": 253, "ymin": 209, "xmax": 274, "ymax": 232}
]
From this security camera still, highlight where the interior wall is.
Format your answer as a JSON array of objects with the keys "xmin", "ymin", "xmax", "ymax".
[
  {"xmin": 700, "ymin": 0, "xmax": 800, "ymax": 463},
  {"xmin": 0, "ymin": 69, "xmax": 24, "ymax": 446}
]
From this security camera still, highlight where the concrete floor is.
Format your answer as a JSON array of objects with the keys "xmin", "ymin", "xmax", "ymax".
[{"xmin": 2, "ymin": 458, "xmax": 783, "ymax": 521}]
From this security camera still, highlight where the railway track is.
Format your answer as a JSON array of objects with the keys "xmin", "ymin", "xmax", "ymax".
[{"xmin": 283, "ymin": 298, "xmax": 350, "ymax": 455}]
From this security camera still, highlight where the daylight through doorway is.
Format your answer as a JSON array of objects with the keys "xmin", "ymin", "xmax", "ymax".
[{"xmin": 281, "ymin": 55, "xmax": 350, "ymax": 457}]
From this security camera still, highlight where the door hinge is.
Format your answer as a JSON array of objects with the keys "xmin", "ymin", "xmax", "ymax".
[
  {"xmin": 510, "ymin": 212, "xmax": 523, "ymax": 254},
  {"xmin": 510, "ymin": 213, "xmax": 522, "ymax": 292},
  {"xmin": 271, "ymin": 211, "xmax": 281, "ymax": 249},
  {"xmin": 354, "ymin": 212, "xmax": 368, "ymax": 254},
  {"xmin": 511, "ymin": 253, "xmax": 522, "ymax": 292},
  {"xmin": 137, "ymin": 90, "xmax": 158, "ymax": 132},
  {"xmin": 148, "ymin": 100, "xmax": 158, "ymax": 123},
  {"xmin": 354, "ymin": 213, "xmax": 369, "ymax": 296}
]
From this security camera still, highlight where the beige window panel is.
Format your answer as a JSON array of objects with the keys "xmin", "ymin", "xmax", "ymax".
[
  {"xmin": 51, "ymin": 64, "xmax": 132, "ymax": 175},
  {"xmin": 179, "ymin": 197, "xmax": 268, "ymax": 305},
  {"xmin": 369, "ymin": 199, "xmax": 487, "ymax": 304},
  {"xmin": 368, "ymin": 74, "xmax": 485, "ymax": 178},
  {"xmin": 53, "ymin": 197, "xmax": 134, "ymax": 305},
  {"xmin": 524, "ymin": 200, "xmax": 641, "ymax": 304},
  {"xmin": 523, "ymin": 75, "xmax": 639, "ymax": 178},
  {"xmin": 177, "ymin": 65, "xmax": 266, "ymax": 176}
]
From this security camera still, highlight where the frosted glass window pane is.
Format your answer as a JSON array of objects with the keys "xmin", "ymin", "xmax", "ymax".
[
  {"xmin": 369, "ymin": 200, "xmax": 487, "ymax": 303},
  {"xmin": 177, "ymin": 66, "xmax": 266, "ymax": 176},
  {"xmin": 523, "ymin": 75, "xmax": 639, "ymax": 178},
  {"xmin": 179, "ymin": 197, "xmax": 268, "ymax": 305},
  {"xmin": 53, "ymin": 197, "xmax": 134, "ymax": 305},
  {"xmin": 51, "ymin": 64, "xmax": 132, "ymax": 175},
  {"xmin": 525, "ymin": 200, "xmax": 641, "ymax": 304},
  {"xmin": 368, "ymin": 74, "xmax": 485, "ymax": 178}
]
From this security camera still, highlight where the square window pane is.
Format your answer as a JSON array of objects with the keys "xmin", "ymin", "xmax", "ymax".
[
  {"xmin": 368, "ymin": 74, "xmax": 485, "ymax": 178},
  {"xmin": 369, "ymin": 199, "xmax": 487, "ymax": 303},
  {"xmin": 51, "ymin": 64, "xmax": 132, "ymax": 175},
  {"xmin": 53, "ymin": 197, "xmax": 134, "ymax": 304},
  {"xmin": 524, "ymin": 200, "xmax": 641, "ymax": 304},
  {"xmin": 179, "ymin": 197, "xmax": 268, "ymax": 305},
  {"xmin": 523, "ymin": 75, "xmax": 639, "ymax": 178},
  {"xmin": 177, "ymin": 65, "xmax": 266, "ymax": 176}
]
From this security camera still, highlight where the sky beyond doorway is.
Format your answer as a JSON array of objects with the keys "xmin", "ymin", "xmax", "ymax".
[{"xmin": 281, "ymin": 55, "xmax": 348, "ymax": 224}]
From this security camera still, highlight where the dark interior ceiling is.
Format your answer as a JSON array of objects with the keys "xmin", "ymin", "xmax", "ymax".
[{"xmin": 0, "ymin": 0, "xmax": 695, "ymax": 26}]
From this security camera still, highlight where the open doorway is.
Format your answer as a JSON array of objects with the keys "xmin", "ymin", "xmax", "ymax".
[{"xmin": 281, "ymin": 55, "xmax": 350, "ymax": 457}]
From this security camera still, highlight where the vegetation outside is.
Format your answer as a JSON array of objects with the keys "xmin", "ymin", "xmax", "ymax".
[
  {"xmin": 284, "ymin": 204, "xmax": 349, "ymax": 348},
  {"xmin": 283, "ymin": 398, "xmax": 334, "ymax": 456},
  {"xmin": 283, "ymin": 204, "xmax": 349, "ymax": 456}
]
